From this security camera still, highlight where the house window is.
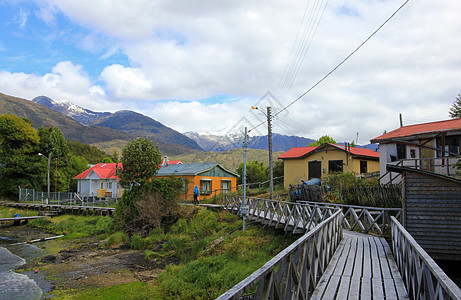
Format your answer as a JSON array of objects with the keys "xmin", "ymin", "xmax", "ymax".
[
  {"xmin": 180, "ymin": 178, "xmax": 187, "ymax": 192},
  {"xmin": 436, "ymin": 135, "xmax": 461, "ymax": 157},
  {"xmin": 328, "ymin": 160, "xmax": 343, "ymax": 173},
  {"xmin": 221, "ymin": 180, "xmax": 231, "ymax": 193},
  {"xmin": 100, "ymin": 182, "xmax": 104, "ymax": 189},
  {"xmin": 360, "ymin": 161, "xmax": 367, "ymax": 174},
  {"xmin": 396, "ymin": 143, "xmax": 406, "ymax": 160},
  {"xmin": 200, "ymin": 179, "xmax": 212, "ymax": 195},
  {"xmin": 107, "ymin": 182, "xmax": 113, "ymax": 189}
]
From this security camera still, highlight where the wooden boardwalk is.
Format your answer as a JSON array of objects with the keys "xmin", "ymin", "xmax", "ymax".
[
  {"xmin": 0, "ymin": 202, "xmax": 114, "ymax": 215},
  {"xmin": 311, "ymin": 230, "xmax": 408, "ymax": 300}
]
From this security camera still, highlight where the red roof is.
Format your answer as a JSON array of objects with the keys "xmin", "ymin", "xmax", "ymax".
[
  {"xmin": 279, "ymin": 143, "xmax": 379, "ymax": 159},
  {"xmin": 278, "ymin": 146, "xmax": 317, "ymax": 159},
  {"xmin": 73, "ymin": 163, "xmax": 122, "ymax": 180},
  {"xmin": 371, "ymin": 119, "xmax": 461, "ymax": 143}
]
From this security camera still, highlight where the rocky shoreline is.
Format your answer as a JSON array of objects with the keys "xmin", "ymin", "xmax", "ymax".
[{"xmin": 0, "ymin": 224, "xmax": 176, "ymax": 298}]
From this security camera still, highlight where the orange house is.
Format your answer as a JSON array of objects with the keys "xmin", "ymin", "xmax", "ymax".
[{"xmin": 155, "ymin": 162, "xmax": 239, "ymax": 201}]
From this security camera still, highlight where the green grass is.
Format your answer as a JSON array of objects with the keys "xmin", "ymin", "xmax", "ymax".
[
  {"xmin": 53, "ymin": 282, "xmax": 160, "ymax": 299},
  {"xmin": 27, "ymin": 214, "xmax": 117, "ymax": 238},
  {"xmin": 5, "ymin": 205, "xmax": 297, "ymax": 299},
  {"xmin": 0, "ymin": 206, "xmax": 38, "ymax": 218}
]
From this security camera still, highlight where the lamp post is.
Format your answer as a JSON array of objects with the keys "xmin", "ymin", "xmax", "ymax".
[
  {"xmin": 38, "ymin": 152, "xmax": 52, "ymax": 201},
  {"xmin": 251, "ymin": 106, "xmax": 274, "ymax": 199}
]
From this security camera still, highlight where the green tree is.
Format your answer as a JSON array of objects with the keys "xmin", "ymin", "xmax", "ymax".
[
  {"xmin": 66, "ymin": 154, "xmax": 89, "ymax": 192},
  {"xmin": 236, "ymin": 160, "xmax": 268, "ymax": 185},
  {"xmin": 118, "ymin": 137, "xmax": 162, "ymax": 188},
  {"xmin": 0, "ymin": 115, "xmax": 41, "ymax": 198},
  {"xmin": 309, "ymin": 135, "xmax": 337, "ymax": 147},
  {"xmin": 273, "ymin": 160, "xmax": 284, "ymax": 178},
  {"xmin": 449, "ymin": 93, "xmax": 461, "ymax": 119},
  {"xmin": 38, "ymin": 127, "xmax": 74, "ymax": 193},
  {"xmin": 67, "ymin": 140, "xmax": 108, "ymax": 164}
]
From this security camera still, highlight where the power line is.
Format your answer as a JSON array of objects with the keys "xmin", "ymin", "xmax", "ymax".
[
  {"xmin": 272, "ymin": 0, "xmax": 411, "ymax": 120},
  {"xmin": 275, "ymin": 0, "xmax": 329, "ymax": 104}
]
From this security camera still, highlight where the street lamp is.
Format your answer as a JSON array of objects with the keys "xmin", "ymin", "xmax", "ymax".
[
  {"xmin": 38, "ymin": 152, "xmax": 52, "ymax": 201},
  {"xmin": 251, "ymin": 106, "xmax": 274, "ymax": 199}
]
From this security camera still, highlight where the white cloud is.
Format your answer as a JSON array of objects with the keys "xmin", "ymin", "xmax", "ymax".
[
  {"xmin": 100, "ymin": 64, "xmax": 152, "ymax": 99},
  {"xmin": 5, "ymin": 0, "xmax": 461, "ymax": 144},
  {"xmin": 0, "ymin": 61, "xmax": 118, "ymax": 112}
]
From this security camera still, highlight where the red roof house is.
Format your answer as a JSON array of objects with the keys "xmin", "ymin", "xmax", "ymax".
[
  {"xmin": 73, "ymin": 163, "xmax": 124, "ymax": 198},
  {"xmin": 370, "ymin": 119, "xmax": 461, "ymax": 183},
  {"xmin": 278, "ymin": 143, "xmax": 379, "ymax": 188}
]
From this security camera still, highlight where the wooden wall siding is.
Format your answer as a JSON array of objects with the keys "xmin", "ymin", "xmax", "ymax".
[
  {"xmin": 402, "ymin": 170, "xmax": 461, "ymax": 260},
  {"xmin": 200, "ymin": 166, "xmax": 235, "ymax": 177}
]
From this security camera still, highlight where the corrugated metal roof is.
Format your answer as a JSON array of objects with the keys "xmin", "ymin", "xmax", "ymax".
[
  {"xmin": 73, "ymin": 163, "xmax": 122, "ymax": 179},
  {"xmin": 156, "ymin": 162, "xmax": 238, "ymax": 177},
  {"xmin": 371, "ymin": 118, "xmax": 461, "ymax": 143},
  {"xmin": 278, "ymin": 143, "xmax": 379, "ymax": 159},
  {"xmin": 278, "ymin": 146, "xmax": 317, "ymax": 159}
]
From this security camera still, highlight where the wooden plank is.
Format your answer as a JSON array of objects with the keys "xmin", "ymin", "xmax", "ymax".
[
  {"xmin": 372, "ymin": 278, "xmax": 384, "ymax": 299},
  {"xmin": 324, "ymin": 237, "xmax": 348, "ymax": 276},
  {"xmin": 368, "ymin": 236, "xmax": 382, "ymax": 281},
  {"xmin": 343, "ymin": 236, "xmax": 357, "ymax": 277},
  {"xmin": 374, "ymin": 238, "xmax": 393, "ymax": 280},
  {"xmin": 348, "ymin": 276, "xmax": 361, "ymax": 300},
  {"xmin": 322, "ymin": 275, "xmax": 341, "ymax": 299},
  {"xmin": 332, "ymin": 237, "xmax": 351, "ymax": 276},
  {"xmin": 352, "ymin": 236, "xmax": 363, "ymax": 279},
  {"xmin": 361, "ymin": 277, "xmax": 372, "ymax": 299},
  {"xmin": 383, "ymin": 278, "xmax": 398, "ymax": 299},
  {"xmin": 335, "ymin": 276, "xmax": 350, "ymax": 300},
  {"xmin": 362, "ymin": 236, "xmax": 372, "ymax": 279}
]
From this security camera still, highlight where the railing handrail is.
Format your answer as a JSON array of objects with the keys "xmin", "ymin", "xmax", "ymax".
[
  {"xmin": 390, "ymin": 216, "xmax": 461, "ymax": 300},
  {"xmin": 225, "ymin": 196, "xmax": 401, "ymax": 236},
  {"xmin": 217, "ymin": 209, "xmax": 342, "ymax": 300},
  {"xmin": 297, "ymin": 200, "xmax": 402, "ymax": 211}
]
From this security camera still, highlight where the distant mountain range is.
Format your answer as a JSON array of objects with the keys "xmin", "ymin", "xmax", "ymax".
[
  {"xmin": 1, "ymin": 92, "xmax": 378, "ymax": 156},
  {"xmin": 33, "ymin": 96, "xmax": 111, "ymax": 126},
  {"xmin": 184, "ymin": 131, "xmax": 316, "ymax": 152}
]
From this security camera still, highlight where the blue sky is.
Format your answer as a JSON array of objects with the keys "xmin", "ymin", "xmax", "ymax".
[{"xmin": 1, "ymin": 0, "xmax": 460, "ymax": 144}]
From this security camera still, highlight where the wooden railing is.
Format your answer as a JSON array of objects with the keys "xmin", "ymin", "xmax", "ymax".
[
  {"xmin": 223, "ymin": 196, "xmax": 339, "ymax": 234},
  {"xmin": 217, "ymin": 210, "xmax": 343, "ymax": 300},
  {"xmin": 298, "ymin": 201, "xmax": 401, "ymax": 237},
  {"xmin": 391, "ymin": 217, "xmax": 461, "ymax": 300},
  {"xmin": 223, "ymin": 196, "xmax": 401, "ymax": 237}
]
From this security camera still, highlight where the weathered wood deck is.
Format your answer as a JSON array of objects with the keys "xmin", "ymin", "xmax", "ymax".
[
  {"xmin": 311, "ymin": 230, "xmax": 408, "ymax": 300},
  {"xmin": 0, "ymin": 202, "xmax": 114, "ymax": 215}
]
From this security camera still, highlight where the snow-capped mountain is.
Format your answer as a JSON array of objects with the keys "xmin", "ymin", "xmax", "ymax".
[
  {"xmin": 33, "ymin": 96, "xmax": 111, "ymax": 125},
  {"xmin": 184, "ymin": 132, "xmax": 316, "ymax": 152}
]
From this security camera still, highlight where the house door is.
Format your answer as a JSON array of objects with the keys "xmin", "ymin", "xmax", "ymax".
[{"xmin": 308, "ymin": 161, "xmax": 321, "ymax": 179}]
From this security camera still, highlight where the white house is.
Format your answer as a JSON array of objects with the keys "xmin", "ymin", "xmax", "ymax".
[
  {"xmin": 73, "ymin": 163, "xmax": 124, "ymax": 199},
  {"xmin": 371, "ymin": 119, "xmax": 461, "ymax": 184}
]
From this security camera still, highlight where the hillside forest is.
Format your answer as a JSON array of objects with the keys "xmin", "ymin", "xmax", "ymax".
[{"xmin": 0, "ymin": 114, "xmax": 117, "ymax": 199}]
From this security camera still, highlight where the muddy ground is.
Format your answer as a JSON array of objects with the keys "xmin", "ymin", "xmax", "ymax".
[{"xmin": 1, "ymin": 225, "xmax": 179, "ymax": 297}]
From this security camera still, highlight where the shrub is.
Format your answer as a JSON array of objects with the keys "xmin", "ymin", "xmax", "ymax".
[
  {"xmin": 114, "ymin": 177, "xmax": 183, "ymax": 236},
  {"xmin": 148, "ymin": 227, "xmax": 164, "ymax": 243},
  {"xmin": 130, "ymin": 235, "xmax": 151, "ymax": 250},
  {"xmin": 107, "ymin": 231, "xmax": 128, "ymax": 246}
]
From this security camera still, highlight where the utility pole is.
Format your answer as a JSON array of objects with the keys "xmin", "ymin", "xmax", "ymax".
[
  {"xmin": 242, "ymin": 127, "xmax": 248, "ymax": 232},
  {"xmin": 267, "ymin": 107, "xmax": 274, "ymax": 199},
  {"xmin": 38, "ymin": 152, "xmax": 52, "ymax": 201}
]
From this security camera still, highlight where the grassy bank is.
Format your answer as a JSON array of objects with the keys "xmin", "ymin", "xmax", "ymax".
[{"xmin": 3, "ymin": 206, "xmax": 296, "ymax": 299}]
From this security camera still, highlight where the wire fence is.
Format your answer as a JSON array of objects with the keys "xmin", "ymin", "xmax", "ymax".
[{"xmin": 18, "ymin": 188, "xmax": 118, "ymax": 207}]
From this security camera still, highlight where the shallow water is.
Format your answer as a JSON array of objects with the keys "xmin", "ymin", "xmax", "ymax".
[{"xmin": 0, "ymin": 237, "xmax": 45, "ymax": 300}]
